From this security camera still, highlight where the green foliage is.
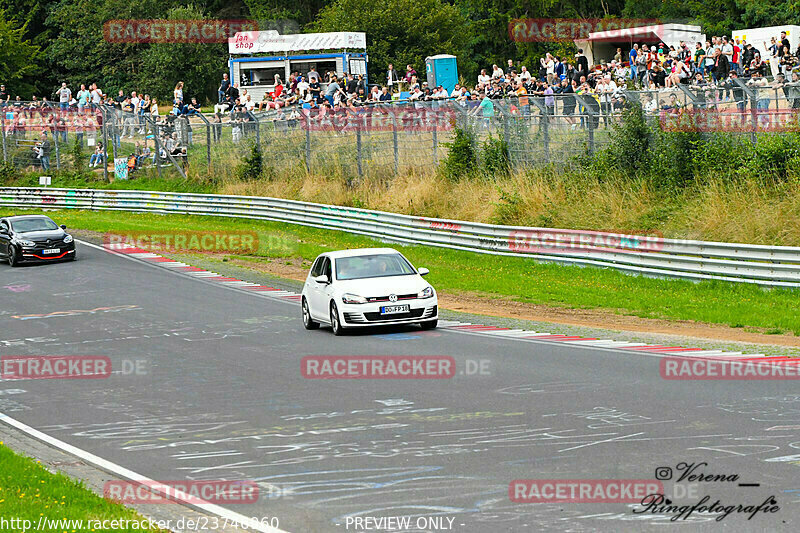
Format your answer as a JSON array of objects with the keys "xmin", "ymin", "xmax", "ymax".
[
  {"xmin": 440, "ymin": 124, "xmax": 477, "ymax": 180},
  {"xmin": 70, "ymin": 139, "xmax": 87, "ymax": 170},
  {"xmin": 608, "ymin": 103, "xmax": 652, "ymax": 178},
  {"xmin": 311, "ymin": 0, "xmax": 471, "ymax": 83},
  {"xmin": 481, "ymin": 134, "xmax": 510, "ymax": 176},
  {"xmin": 744, "ymin": 133, "xmax": 800, "ymax": 180},
  {"xmin": 0, "ymin": 8, "xmax": 41, "ymax": 96},
  {"xmin": 0, "ymin": 159, "xmax": 18, "ymax": 183},
  {"xmin": 236, "ymin": 140, "xmax": 263, "ymax": 181}
]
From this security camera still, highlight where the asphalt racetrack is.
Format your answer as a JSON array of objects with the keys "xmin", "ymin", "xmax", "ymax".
[{"xmin": 1, "ymin": 241, "xmax": 799, "ymax": 532}]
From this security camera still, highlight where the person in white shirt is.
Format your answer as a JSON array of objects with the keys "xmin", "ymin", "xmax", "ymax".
[
  {"xmin": 518, "ymin": 66, "xmax": 532, "ymax": 82},
  {"xmin": 434, "ymin": 86, "xmax": 449, "ymax": 99},
  {"xmin": 450, "ymin": 85, "xmax": 464, "ymax": 99},
  {"xmin": 477, "ymin": 69, "xmax": 491, "ymax": 85},
  {"xmin": 541, "ymin": 53, "xmax": 556, "ymax": 84},
  {"xmin": 244, "ymin": 94, "xmax": 255, "ymax": 111},
  {"xmin": 491, "ymin": 64, "xmax": 504, "ymax": 79}
]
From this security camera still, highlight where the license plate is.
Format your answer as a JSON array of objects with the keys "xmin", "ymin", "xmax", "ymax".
[
  {"xmin": 380, "ymin": 305, "xmax": 409, "ymax": 315},
  {"xmin": 42, "ymin": 248, "xmax": 60, "ymax": 255}
]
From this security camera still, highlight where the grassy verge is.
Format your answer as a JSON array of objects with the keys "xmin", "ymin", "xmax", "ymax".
[
  {"xmin": 6, "ymin": 208, "xmax": 799, "ymax": 335},
  {"xmin": 0, "ymin": 443, "xmax": 167, "ymax": 532}
]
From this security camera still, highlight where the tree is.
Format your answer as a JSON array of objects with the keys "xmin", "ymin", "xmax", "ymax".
[
  {"xmin": 0, "ymin": 8, "xmax": 41, "ymax": 97},
  {"xmin": 140, "ymin": 4, "xmax": 229, "ymax": 102},
  {"xmin": 311, "ymin": 0, "xmax": 471, "ymax": 86}
]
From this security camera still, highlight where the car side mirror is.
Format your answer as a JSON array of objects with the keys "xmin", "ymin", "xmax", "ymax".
[
  {"xmin": 418, "ymin": 267, "xmax": 429, "ymax": 276},
  {"xmin": 60, "ymin": 224, "xmax": 67, "ymax": 230},
  {"xmin": 314, "ymin": 274, "xmax": 330, "ymax": 284}
]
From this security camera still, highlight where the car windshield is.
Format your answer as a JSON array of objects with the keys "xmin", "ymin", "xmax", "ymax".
[
  {"xmin": 335, "ymin": 253, "xmax": 416, "ymax": 281},
  {"xmin": 10, "ymin": 218, "xmax": 59, "ymax": 233}
]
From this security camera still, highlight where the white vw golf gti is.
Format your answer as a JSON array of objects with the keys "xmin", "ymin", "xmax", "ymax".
[{"xmin": 301, "ymin": 248, "xmax": 438, "ymax": 335}]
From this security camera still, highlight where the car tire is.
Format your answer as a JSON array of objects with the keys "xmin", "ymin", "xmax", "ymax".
[
  {"xmin": 420, "ymin": 319, "xmax": 438, "ymax": 330},
  {"xmin": 330, "ymin": 302, "xmax": 346, "ymax": 336},
  {"xmin": 302, "ymin": 298, "xmax": 319, "ymax": 330},
  {"xmin": 8, "ymin": 245, "xmax": 19, "ymax": 267}
]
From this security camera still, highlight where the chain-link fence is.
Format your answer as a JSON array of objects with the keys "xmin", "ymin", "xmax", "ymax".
[{"xmin": 2, "ymin": 80, "xmax": 798, "ymax": 179}]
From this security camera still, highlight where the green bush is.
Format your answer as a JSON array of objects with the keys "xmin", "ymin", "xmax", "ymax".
[
  {"xmin": 481, "ymin": 134, "xmax": 510, "ymax": 176},
  {"xmin": 71, "ymin": 139, "xmax": 87, "ymax": 171},
  {"xmin": 0, "ymin": 160, "xmax": 18, "ymax": 183},
  {"xmin": 744, "ymin": 133, "xmax": 800, "ymax": 180},
  {"xmin": 236, "ymin": 141, "xmax": 263, "ymax": 181},
  {"xmin": 440, "ymin": 125, "xmax": 476, "ymax": 181},
  {"xmin": 608, "ymin": 103, "xmax": 652, "ymax": 177}
]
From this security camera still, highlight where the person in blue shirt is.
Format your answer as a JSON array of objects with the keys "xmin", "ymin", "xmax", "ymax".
[{"xmin": 629, "ymin": 44, "xmax": 639, "ymax": 82}]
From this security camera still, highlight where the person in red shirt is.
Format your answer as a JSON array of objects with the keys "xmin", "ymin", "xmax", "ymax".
[{"xmin": 732, "ymin": 41, "xmax": 741, "ymax": 74}]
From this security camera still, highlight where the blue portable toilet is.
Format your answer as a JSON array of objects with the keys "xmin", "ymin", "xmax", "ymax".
[{"xmin": 425, "ymin": 54, "xmax": 458, "ymax": 93}]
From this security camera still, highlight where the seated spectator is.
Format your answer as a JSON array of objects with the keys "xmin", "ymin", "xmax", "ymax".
[{"xmin": 89, "ymin": 143, "xmax": 105, "ymax": 167}]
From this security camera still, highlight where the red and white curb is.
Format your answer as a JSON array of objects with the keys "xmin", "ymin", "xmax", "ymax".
[{"xmin": 100, "ymin": 242, "xmax": 786, "ymax": 363}]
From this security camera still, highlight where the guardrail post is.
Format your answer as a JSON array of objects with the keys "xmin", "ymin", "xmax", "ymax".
[{"xmin": 0, "ymin": 113, "xmax": 7, "ymax": 163}]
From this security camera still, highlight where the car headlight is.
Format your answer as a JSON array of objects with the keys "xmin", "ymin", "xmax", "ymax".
[
  {"xmin": 16, "ymin": 239, "xmax": 35, "ymax": 247},
  {"xmin": 342, "ymin": 293, "xmax": 367, "ymax": 304},
  {"xmin": 63, "ymin": 234, "xmax": 73, "ymax": 244},
  {"xmin": 418, "ymin": 286, "xmax": 434, "ymax": 299}
]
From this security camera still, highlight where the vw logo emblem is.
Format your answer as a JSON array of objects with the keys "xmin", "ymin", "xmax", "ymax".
[{"xmin": 388, "ymin": 294, "xmax": 398, "ymax": 302}]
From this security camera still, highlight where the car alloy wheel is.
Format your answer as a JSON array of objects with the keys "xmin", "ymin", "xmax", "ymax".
[
  {"xmin": 302, "ymin": 298, "xmax": 319, "ymax": 330},
  {"xmin": 330, "ymin": 302, "xmax": 345, "ymax": 336},
  {"xmin": 8, "ymin": 245, "xmax": 19, "ymax": 267}
]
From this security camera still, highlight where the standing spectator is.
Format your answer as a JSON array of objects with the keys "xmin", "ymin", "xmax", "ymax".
[
  {"xmin": 307, "ymin": 65, "xmax": 320, "ymax": 82},
  {"xmin": 614, "ymin": 47, "xmax": 623, "ymax": 63},
  {"xmin": 404, "ymin": 64, "xmax": 416, "ymax": 85},
  {"xmin": 58, "ymin": 82, "xmax": 71, "ymax": 111},
  {"xmin": 780, "ymin": 31, "xmax": 791, "ymax": 54},
  {"xmin": 309, "ymin": 77, "xmax": 322, "ymax": 103},
  {"xmin": 173, "ymin": 81, "xmax": 184, "ymax": 105},
  {"xmin": 38, "ymin": 132, "xmax": 51, "ymax": 170},
  {"xmin": 785, "ymin": 71, "xmax": 800, "ymax": 109},
  {"xmin": 575, "ymin": 49, "xmax": 589, "ymax": 80},
  {"xmin": 76, "ymin": 84, "xmax": 90, "ymax": 112},
  {"xmin": 731, "ymin": 40, "xmax": 741, "ymax": 74},
  {"xmin": 0, "ymin": 84, "xmax": 8, "ymax": 107},
  {"xmin": 218, "ymin": 73, "xmax": 230, "ymax": 103},
  {"xmin": 629, "ymin": 44, "xmax": 639, "ymax": 82},
  {"xmin": 386, "ymin": 64, "xmax": 400, "ymax": 89}
]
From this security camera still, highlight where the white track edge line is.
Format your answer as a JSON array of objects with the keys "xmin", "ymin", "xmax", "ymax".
[{"xmin": 0, "ymin": 414, "xmax": 288, "ymax": 533}]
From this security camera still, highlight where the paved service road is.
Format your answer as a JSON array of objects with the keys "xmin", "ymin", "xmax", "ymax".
[{"xmin": 1, "ymin": 241, "xmax": 798, "ymax": 532}]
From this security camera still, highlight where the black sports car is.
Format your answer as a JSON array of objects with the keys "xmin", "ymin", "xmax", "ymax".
[{"xmin": 0, "ymin": 215, "xmax": 76, "ymax": 266}]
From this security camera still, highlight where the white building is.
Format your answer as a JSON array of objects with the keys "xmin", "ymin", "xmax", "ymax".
[{"xmin": 576, "ymin": 24, "xmax": 706, "ymax": 66}]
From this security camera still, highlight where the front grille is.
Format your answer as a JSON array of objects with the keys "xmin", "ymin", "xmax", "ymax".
[
  {"xmin": 363, "ymin": 308, "xmax": 425, "ymax": 322},
  {"xmin": 366, "ymin": 293, "xmax": 417, "ymax": 303}
]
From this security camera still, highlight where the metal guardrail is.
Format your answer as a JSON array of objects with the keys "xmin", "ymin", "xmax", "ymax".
[{"xmin": 2, "ymin": 187, "xmax": 800, "ymax": 288}]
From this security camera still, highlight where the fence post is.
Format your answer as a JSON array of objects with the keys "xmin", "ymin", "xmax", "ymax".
[
  {"xmin": 304, "ymin": 114, "xmax": 311, "ymax": 172},
  {"xmin": 101, "ymin": 107, "xmax": 109, "ymax": 182},
  {"xmin": 432, "ymin": 123, "xmax": 438, "ymax": 165},
  {"xmin": 392, "ymin": 109, "xmax": 399, "ymax": 175},
  {"xmin": 53, "ymin": 124, "xmax": 60, "ymax": 170},
  {"xmin": 356, "ymin": 126, "xmax": 363, "ymax": 177},
  {"xmin": 153, "ymin": 122, "xmax": 162, "ymax": 178},
  {"xmin": 0, "ymin": 113, "xmax": 7, "ymax": 163},
  {"xmin": 529, "ymin": 98, "xmax": 550, "ymax": 164}
]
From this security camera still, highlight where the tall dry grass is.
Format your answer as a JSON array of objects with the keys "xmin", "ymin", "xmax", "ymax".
[{"xmin": 217, "ymin": 165, "xmax": 800, "ymax": 246}]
